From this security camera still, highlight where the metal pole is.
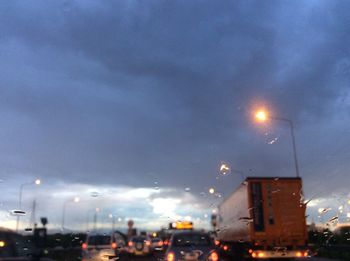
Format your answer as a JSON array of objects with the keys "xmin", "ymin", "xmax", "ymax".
[
  {"xmin": 61, "ymin": 202, "xmax": 67, "ymax": 232},
  {"xmin": 16, "ymin": 184, "xmax": 25, "ymax": 232},
  {"xmin": 93, "ymin": 211, "xmax": 97, "ymax": 231},
  {"xmin": 288, "ymin": 120, "xmax": 300, "ymax": 178},
  {"xmin": 271, "ymin": 116, "xmax": 300, "ymax": 178}
]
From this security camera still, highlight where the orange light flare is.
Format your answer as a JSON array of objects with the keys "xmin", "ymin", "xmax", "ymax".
[
  {"xmin": 111, "ymin": 242, "xmax": 117, "ymax": 249},
  {"xmin": 255, "ymin": 109, "xmax": 268, "ymax": 122},
  {"xmin": 82, "ymin": 243, "xmax": 87, "ymax": 249},
  {"xmin": 209, "ymin": 251, "xmax": 219, "ymax": 261},
  {"xmin": 167, "ymin": 252, "xmax": 175, "ymax": 261},
  {"xmin": 128, "ymin": 241, "xmax": 133, "ymax": 247}
]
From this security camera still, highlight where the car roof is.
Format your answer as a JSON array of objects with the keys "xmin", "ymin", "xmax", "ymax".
[{"xmin": 172, "ymin": 230, "xmax": 208, "ymax": 236}]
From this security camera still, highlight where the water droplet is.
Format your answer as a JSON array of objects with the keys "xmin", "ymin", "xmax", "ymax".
[
  {"xmin": 91, "ymin": 191, "xmax": 99, "ymax": 197},
  {"xmin": 268, "ymin": 137, "xmax": 279, "ymax": 144},
  {"xmin": 184, "ymin": 187, "xmax": 191, "ymax": 192}
]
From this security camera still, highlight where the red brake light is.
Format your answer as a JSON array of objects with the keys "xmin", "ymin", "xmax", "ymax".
[
  {"xmin": 209, "ymin": 251, "xmax": 219, "ymax": 261},
  {"xmin": 128, "ymin": 241, "xmax": 133, "ymax": 247},
  {"xmin": 82, "ymin": 243, "xmax": 87, "ymax": 249},
  {"xmin": 111, "ymin": 242, "xmax": 117, "ymax": 249}
]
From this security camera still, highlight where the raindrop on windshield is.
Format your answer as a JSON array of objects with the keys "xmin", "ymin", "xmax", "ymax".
[{"xmin": 184, "ymin": 187, "xmax": 191, "ymax": 192}]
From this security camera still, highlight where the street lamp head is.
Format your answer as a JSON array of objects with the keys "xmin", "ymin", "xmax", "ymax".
[
  {"xmin": 34, "ymin": 179, "xmax": 41, "ymax": 185},
  {"xmin": 74, "ymin": 197, "xmax": 80, "ymax": 203},
  {"xmin": 255, "ymin": 110, "xmax": 268, "ymax": 122},
  {"xmin": 219, "ymin": 163, "xmax": 231, "ymax": 175}
]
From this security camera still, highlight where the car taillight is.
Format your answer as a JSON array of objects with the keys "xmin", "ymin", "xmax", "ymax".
[
  {"xmin": 111, "ymin": 242, "xmax": 117, "ymax": 249},
  {"xmin": 158, "ymin": 241, "xmax": 163, "ymax": 246},
  {"xmin": 128, "ymin": 241, "xmax": 133, "ymax": 247},
  {"xmin": 166, "ymin": 252, "xmax": 175, "ymax": 261},
  {"xmin": 164, "ymin": 240, "xmax": 169, "ymax": 245},
  {"xmin": 214, "ymin": 240, "xmax": 220, "ymax": 246},
  {"xmin": 145, "ymin": 240, "xmax": 151, "ymax": 246},
  {"xmin": 82, "ymin": 243, "xmax": 87, "ymax": 249},
  {"xmin": 209, "ymin": 251, "xmax": 219, "ymax": 261}
]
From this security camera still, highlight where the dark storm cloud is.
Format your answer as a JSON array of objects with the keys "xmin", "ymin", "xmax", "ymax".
[{"xmin": 0, "ymin": 0, "xmax": 349, "ymax": 197}]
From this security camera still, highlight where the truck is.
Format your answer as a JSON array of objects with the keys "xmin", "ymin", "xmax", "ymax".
[{"xmin": 216, "ymin": 177, "xmax": 308, "ymax": 259}]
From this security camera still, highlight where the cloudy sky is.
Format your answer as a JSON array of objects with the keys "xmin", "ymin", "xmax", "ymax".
[{"xmin": 0, "ymin": 0, "xmax": 350, "ymax": 232}]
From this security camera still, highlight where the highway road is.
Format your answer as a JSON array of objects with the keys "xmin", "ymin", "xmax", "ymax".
[{"xmin": 118, "ymin": 254, "xmax": 339, "ymax": 261}]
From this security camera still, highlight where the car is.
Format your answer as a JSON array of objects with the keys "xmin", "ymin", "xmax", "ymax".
[
  {"xmin": 127, "ymin": 236, "xmax": 152, "ymax": 256},
  {"xmin": 82, "ymin": 233, "xmax": 122, "ymax": 261},
  {"xmin": 151, "ymin": 238, "xmax": 164, "ymax": 251},
  {"xmin": 164, "ymin": 231, "xmax": 219, "ymax": 261}
]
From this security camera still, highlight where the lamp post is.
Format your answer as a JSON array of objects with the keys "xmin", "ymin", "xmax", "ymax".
[
  {"xmin": 61, "ymin": 197, "xmax": 80, "ymax": 232},
  {"xmin": 16, "ymin": 179, "xmax": 41, "ymax": 232},
  {"xmin": 255, "ymin": 110, "xmax": 300, "ymax": 178}
]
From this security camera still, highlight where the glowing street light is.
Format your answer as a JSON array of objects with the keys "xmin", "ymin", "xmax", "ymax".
[
  {"xmin": 209, "ymin": 188, "xmax": 215, "ymax": 194},
  {"xmin": 254, "ymin": 108, "xmax": 300, "ymax": 178},
  {"xmin": 16, "ymin": 179, "xmax": 41, "ymax": 232},
  {"xmin": 219, "ymin": 162, "xmax": 245, "ymax": 180},
  {"xmin": 255, "ymin": 110, "xmax": 268, "ymax": 122}
]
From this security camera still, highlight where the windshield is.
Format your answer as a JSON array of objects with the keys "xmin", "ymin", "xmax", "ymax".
[
  {"xmin": 1, "ymin": 1, "xmax": 349, "ymax": 261},
  {"xmin": 172, "ymin": 234, "xmax": 212, "ymax": 247}
]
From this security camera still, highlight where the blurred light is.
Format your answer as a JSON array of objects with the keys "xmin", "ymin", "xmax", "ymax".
[
  {"xmin": 117, "ymin": 217, "xmax": 122, "ymax": 222},
  {"xmin": 347, "ymin": 213, "xmax": 350, "ymax": 218},
  {"xmin": 111, "ymin": 242, "xmax": 117, "ymax": 249},
  {"xmin": 145, "ymin": 240, "xmax": 151, "ymax": 246},
  {"xmin": 74, "ymin": 197, "xmax": 80, "ymax": 203},
  {"xmin": 214, "ymin": 240, "xmax": 220, "ymax": 246},
  {"xmin": 255, "ymin": 110, "xmax": 267, "ymax": 122},
  {"xmin": 209, "ymin": 188, "xmax": 215, "ymax": 194},
  {"xmin": 223, "ymin": 245, "xmax": 228, "ymax": 251},
  {"xmin": 95, "ymin": 208, "xmax": 100, "ymax": 212},
  {"xmin": 152, "ymin": 232, "xmax": 157, "ymax": 237},
  {"xmin": 0, "ymin": 241, "xmax": 5, "ymax": 247},
  {"xmin": 167, "ymin": 252, "xmax": 175, "ymax": 261},
  {"xmin": 35, "ymin": 179, "xmax": 41, "ymax": 185},
  {"xmin": 219, "ymin": 163, "xmax": 230, "ymax": 175},
  {"xmin": 348, "ymin": 199, "xmax": 350, "ymax": 205},
  {"xmin": 209, "ymin": 251, "xmax": 219, "ymax": 261},
  {"xmin": 128, "ymin": 241, "xmax": 133, "ymax": 247},
  {"xmin": 108, "ymin": 214, "xmax": 113, "ymax": 219},
  {"xmin": 251, "ymin": 252, "xmax": 257, "ymax": 258},
  {"xmin": 82, "ymin": 243, "xmax": 87, "ymax": 249},
  {"xmin": 296, "ymin": 252, "xmax": 302, "ymax": 257},
  {"xmin": 258, "ymin": 252, "xmax": 265, "ymax": 258}
]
